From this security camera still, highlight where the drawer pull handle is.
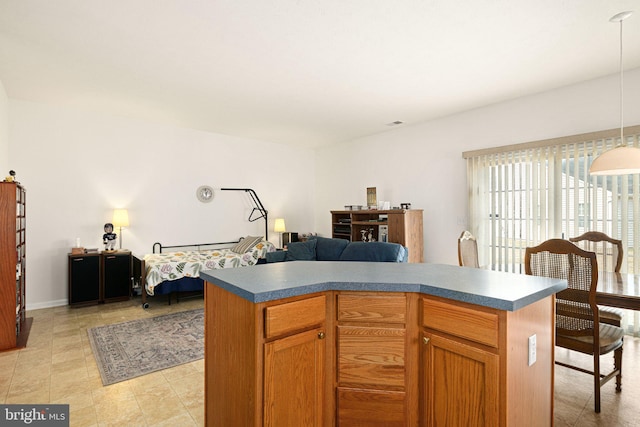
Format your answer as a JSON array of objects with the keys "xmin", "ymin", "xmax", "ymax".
[
  {"xmin": 318, "ymin": 332, "xmax": 325, "ymax": 340},
  {"xmin": 423, "ymin": 337, "xmax": 430, "ymax": 345}
]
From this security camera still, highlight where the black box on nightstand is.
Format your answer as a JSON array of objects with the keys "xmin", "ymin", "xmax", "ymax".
[{"xmin": 282, "ymin": 232, "xmax": 298, "ymax": 247}]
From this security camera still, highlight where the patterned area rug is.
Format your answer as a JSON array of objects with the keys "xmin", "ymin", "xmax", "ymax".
[{"xmin": 88, "ymin": 309, "xmax": 204, "ymax": 386}]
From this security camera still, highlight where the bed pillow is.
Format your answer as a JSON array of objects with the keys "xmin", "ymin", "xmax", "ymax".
[
  {"xmin": 285, "ymin": 239, "xmax": 317, "ymax": 261},
  {"xmin": 231, "ymin": 236, "xmax": 263, "ymax": 254}
]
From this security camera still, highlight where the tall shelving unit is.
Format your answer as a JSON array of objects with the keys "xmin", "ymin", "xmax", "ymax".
[
  {"xmin": 331, "ymin": 209, "xmax": 424, "ymax": 263},
  {"xmin": 0, "ymin": 182, "xmax": 28, "ymax": 351}
]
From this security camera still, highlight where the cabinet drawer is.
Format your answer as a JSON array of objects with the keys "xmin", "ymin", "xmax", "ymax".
[
  {"xmin": 337, "ymin": 325, "xmax": 405, "ymax": 389},
  {"xmin": 422, "ymin": 298, "xmax": 499, "ymax": 348},
  {"xmin": 337, "ymin": 294, "xmax": 406, "ymax": 323},
  {"xmin": 337, "ymin": 388, "xmax": 406, "ymax": 427},
  {"xmin": 265, "ymin": 295, "xmax": 326, "ymax": 339}
]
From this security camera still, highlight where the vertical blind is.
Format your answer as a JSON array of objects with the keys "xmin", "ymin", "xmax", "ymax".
[{"xmin": 464, "ymin": 125, "xmax": 640, "ymax": 336}]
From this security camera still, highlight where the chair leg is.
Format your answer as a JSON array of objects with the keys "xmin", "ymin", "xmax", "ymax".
[
  {"xmin": 615, "ymin": 345, "xmax": 623, "ymax": 392},
  {"xmin": 593, "ymin": 351, "xmax": 601, "ymax": 413}
]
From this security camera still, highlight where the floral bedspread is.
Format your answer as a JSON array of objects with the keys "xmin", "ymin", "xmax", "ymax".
[{"xmin": 143, "ymin": 241, "xmax": 275, "ymax": 295}]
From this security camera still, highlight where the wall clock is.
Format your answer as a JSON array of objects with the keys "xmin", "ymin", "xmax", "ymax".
[{"xmin": 196, "ymin": 185, "xmax": 214, "ymax": 203}]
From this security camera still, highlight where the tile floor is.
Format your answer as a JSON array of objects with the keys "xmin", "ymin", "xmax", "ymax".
[
  {"xmin": 1, "ymin": 297, "xmax": 638, "ymax": 426},
  {"xmin": 0, "ymin": 297, "xmax": 205, "ymax": 427},
  {"xmin": 555, "ymin": 334, "xmax": 640, "ymax": 427}
]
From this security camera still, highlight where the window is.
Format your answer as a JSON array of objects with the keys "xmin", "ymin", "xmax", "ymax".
[{"xmin": 464, "ymin": 125, "xmax": 640, "ymax": 336}]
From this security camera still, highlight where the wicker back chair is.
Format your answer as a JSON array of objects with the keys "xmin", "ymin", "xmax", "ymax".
[
  {"xmin": 569, "ymin": 231, "xmax": 624, "ymax": 326},
  {"xmin": 569, "ymin": 231, "xmax": 623, "ymax": 273},
  {"xmin": 457, "ymin": 230, "xmax": 479, "ymax": 268},
  {"xmin": 524, "ymin": 238, "xmax": 624, "ymax": 413}
]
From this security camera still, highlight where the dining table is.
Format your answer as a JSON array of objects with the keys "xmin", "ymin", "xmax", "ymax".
[
  {"xmin": 596, "ymin": 272, "xmax": 640, "ymax": 311},
  {"xmin": 489, "ymin": 265, "xmax": 640, "ymax": 312}
]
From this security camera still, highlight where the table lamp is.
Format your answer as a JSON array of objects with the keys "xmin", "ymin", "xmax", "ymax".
[
  {"xmin": 112, "ymin": 209, "xmax": 130, "ymax": 251},
  {"xmin": 274, "ymin": 218, "xmax": 286, "ymax": 249}
]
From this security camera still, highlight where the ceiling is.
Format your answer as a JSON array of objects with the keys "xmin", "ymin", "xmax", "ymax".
[{"xmin": 1, "ymin": 1, "xmax": 639, "ymax": 149}]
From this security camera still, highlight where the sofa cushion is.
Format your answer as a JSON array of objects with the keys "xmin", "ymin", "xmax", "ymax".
[
  {"xmin": 265, "ymin": 251, "xmax": 287, "ymax": 263},
  {"xmin": 285, "ymin": 239, "xmax": 317, "ymax": 261},
  {"xmin": 339, "ymin": 241, "xmax": 407, "ymax": 262},
  {"xmin": 314, "ymin": 236, "xmax": 349, "ymax": 261}
]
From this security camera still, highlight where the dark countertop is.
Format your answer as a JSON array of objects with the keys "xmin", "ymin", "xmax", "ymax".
[{"xmin": 200, "ymin": 262, "xmax": 566, "ymax": 311}]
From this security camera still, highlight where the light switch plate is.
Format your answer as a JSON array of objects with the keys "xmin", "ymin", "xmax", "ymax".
[{"xmin": 528, "ymin": 334, "xmax": 537, "ymax": 366}]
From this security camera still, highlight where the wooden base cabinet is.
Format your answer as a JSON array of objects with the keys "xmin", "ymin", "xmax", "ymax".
[
  {"xmin": 420, "ymin": 295, "xmax": 554, "ymax": 427},
  {"xmin": 204, "ymin": 286, "xmax": 554, "ymax": 427},
  {"xmin": 205, "ymin": 285, "xmax": 327, "ymax": 427}
]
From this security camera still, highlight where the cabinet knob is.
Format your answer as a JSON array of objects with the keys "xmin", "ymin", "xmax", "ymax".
[
  {"xmin": 423, "ymin": 337, "xmax": 430, "ymax": 345},
  {"xmin": 318, "ymin": 332, "xmax": 325, "ymax": 340}
]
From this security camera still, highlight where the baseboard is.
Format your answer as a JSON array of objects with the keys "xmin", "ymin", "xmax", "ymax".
[{"xmin": 26, "ymin": 299, "xmax": 68, "ymax": 311}]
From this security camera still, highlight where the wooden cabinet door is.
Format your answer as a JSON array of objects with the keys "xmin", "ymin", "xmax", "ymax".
[
  {"xmin": 68, "ymin": 254, "xmax": 100, "ymax": 305},
  {"xmin": 264, "ymin": 327, "xmax": 325, "ymax": 427},
  {"xmin": 422, "ymin": 332, "xmax": 499, "ymax": 427},
  {"xmin": 103, "ymin": 252, "xmax": 131, "ymax": 301}
]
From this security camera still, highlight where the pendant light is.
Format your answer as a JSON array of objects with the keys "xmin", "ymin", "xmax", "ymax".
[{"xmin": 589, "ymin": 11, "xmax": 640, "ymax": 175}]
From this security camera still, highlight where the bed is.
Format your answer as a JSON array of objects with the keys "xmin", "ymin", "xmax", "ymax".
[{"xmin": 132, "ymin": 237, "xmax": 275, "ymax": 308}]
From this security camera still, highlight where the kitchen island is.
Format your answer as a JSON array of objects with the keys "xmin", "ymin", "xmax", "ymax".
[{"xmin": 201, "ymin": 262, "xmax": 566, "ymax": 427}]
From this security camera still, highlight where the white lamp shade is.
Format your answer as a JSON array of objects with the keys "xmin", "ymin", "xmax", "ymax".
[
  {"xmin": 112, "ymin": 209, "xmax": 130, "ymax": 228},
  {"xmin": 274, "ymin": 218, "xmax": 286, "ymax": 233},
  {"xmin": 589, "ymin": 146, "xmax": 640, "ymax": 175}
]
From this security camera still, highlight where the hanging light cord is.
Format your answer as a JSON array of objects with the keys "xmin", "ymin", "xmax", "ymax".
[
  {"xmin": 618, "ymin": 17, "xmax": 624, "ymax": 145},
  {"xmin": 588, "ymin": 11, "xmax": 636, "ymax": 175},
  {"xmin": 610, "ymin": 11, "xmax": 633, "ymax": 146}
]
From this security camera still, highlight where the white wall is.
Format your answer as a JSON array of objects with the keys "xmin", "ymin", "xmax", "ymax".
[
  {"xmin": 315, "ymin": 68, "xmax": 640, "ymax": 265},
  {"xmin": 9, "ymin": 100, "xmax": 317, "ymax": 309},
  {"xmin": 0, "ymin": 79, "xmax": 8, "ymax": 174},
  {"xmin": 10, "ymin": 67, "xmax": 640, "ymax": 309}
]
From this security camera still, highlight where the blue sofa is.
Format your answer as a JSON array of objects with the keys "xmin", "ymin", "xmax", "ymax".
[{"xmin": 265, "ymin": 236, "xmax": 408, "ymax": 263}]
